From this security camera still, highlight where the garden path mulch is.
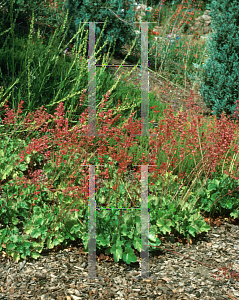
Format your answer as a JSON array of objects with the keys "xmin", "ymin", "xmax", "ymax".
[{"xmin": 0, "ymin": 214, "xmax": 239, "ymax": 300}]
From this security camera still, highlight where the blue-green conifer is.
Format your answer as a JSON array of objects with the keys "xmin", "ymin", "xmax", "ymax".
[{"xmin": 197, "ymin": 0, "xmax": 239, "ymax": 122}]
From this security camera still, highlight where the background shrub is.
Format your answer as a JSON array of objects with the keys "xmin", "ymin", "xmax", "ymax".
[
  {"xmin": 62, "ymin": 0, "xmax": 139, "ymax": 59},
  {"xmin": 197, "ymin": 0, "xmax": 239, "ymax": 121}
]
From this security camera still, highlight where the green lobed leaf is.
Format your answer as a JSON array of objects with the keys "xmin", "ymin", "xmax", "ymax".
[{"xmin": 123, "ymin": 245, "xmax": 137, "ymax": 265}]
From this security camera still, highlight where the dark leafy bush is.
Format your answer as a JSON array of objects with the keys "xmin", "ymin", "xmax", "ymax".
[
  {"xmin": 0, "ymin": 0, "xmax": 68, "ymax": 48},
  {"xmin": 62, "ymin": 0, "xmax": 139, "ymax": 59},
  {"xmin": 197, "ymin": 0, "xmax": 239, "ymax": 121},
  {"xmin": 0, "ymin": 36, "xmax": 26, "ymax": 80},
  {"xmin": 0, "ymin": 0, "xmax": 46, "ymax": 40},
  {"xmin": 194, "ymin": 173, "xmax": 239, "ymax": 218}
]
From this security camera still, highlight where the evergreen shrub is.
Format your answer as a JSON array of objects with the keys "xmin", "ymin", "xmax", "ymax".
[
  {"xmin": 197, "ymin": 0, "xmax": 239, "ymax": 122},
  {"xmin": 62, "ymin": 0, "xmax": 139, "ymax": 59}
]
